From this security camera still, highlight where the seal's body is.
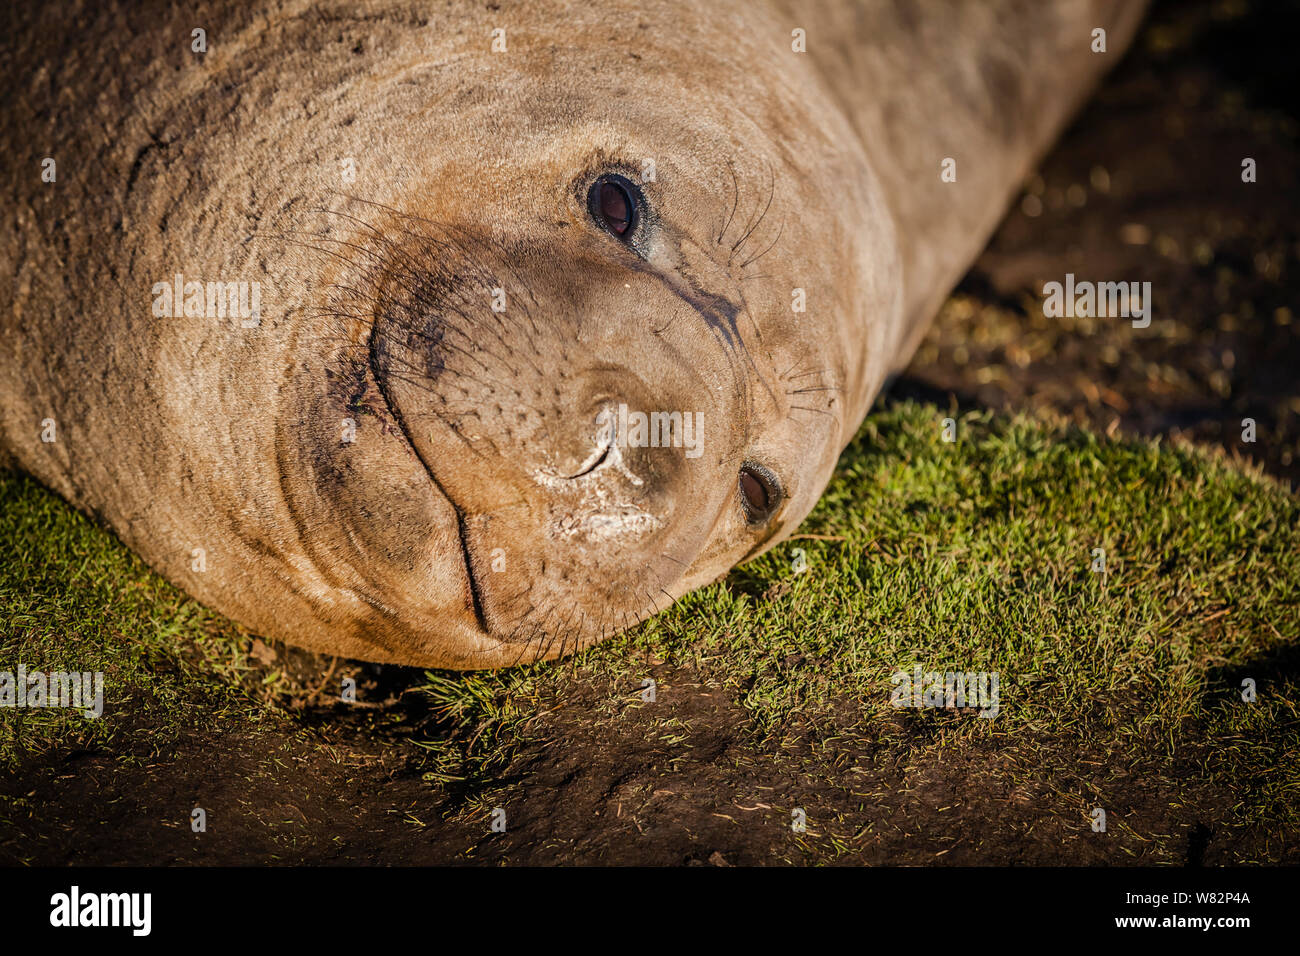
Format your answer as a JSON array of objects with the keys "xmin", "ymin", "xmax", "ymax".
[{"xmin": 1, "ymin": 1, "xmax": 1144, "ymax": 667}]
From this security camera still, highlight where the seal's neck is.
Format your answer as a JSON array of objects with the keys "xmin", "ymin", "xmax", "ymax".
[{"xmin": 780, "ymin": 0, "xmax": 1147, "ymax": 369}]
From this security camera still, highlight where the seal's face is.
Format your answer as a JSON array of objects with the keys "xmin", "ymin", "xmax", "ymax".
[{"xmin": 302, "ymin": 34, "xmax": 897, "ymax": 667}]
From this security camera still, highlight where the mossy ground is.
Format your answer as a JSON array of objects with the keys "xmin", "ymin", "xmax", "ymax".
[{"xmin": 3, "ymin": 401, "xmax": 1296, "ymax": 864}]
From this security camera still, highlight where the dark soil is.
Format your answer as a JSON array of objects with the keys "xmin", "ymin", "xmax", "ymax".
[
  {"xmin": 905, "ymin": 0, "xmax": 1300, "ymax": 487},
  {"xmin": 6, "ymin": 659, "xmax": 1292, "ymax": 865}
]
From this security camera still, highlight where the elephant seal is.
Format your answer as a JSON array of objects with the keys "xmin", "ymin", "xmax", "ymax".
[{"xmin": 1, "ymin": 0, "xmax": 1145, "ymax": 667}]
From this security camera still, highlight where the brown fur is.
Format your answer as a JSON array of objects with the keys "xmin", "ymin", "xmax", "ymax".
[{"xmin": 0, "ymin": 0, "xmax": 1144, "ymax": 667}]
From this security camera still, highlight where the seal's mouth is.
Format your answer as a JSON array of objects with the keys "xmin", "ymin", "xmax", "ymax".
[
  {"xmin": 366, "ymin": 322, "xmax": 494, "ymax": 636},
  {"xmin": 452, "ymin": 511, "xmax": 492, "ymax": 637}
]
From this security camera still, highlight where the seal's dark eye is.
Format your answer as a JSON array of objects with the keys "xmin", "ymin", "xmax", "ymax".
[
  {"xmin": 588, "ymin": 174, "xmax": 640, "ymax": 239},
  {"xmin": 738, "ymin": 462, "xmax": 782, "ymax": 523}
]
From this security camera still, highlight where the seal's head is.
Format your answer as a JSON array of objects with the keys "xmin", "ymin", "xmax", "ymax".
[{"xmin": 278, "ymin": 9, "xmax": 900, "ymax": 667}]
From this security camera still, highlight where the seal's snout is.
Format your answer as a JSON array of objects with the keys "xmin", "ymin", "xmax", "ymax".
[
  {"xmin": 432, "ymin": 364, "xmax": 718, "ymax": 655},
  {"xmin": 367, "ymin": 239, "xmax": 729, "ymax": 654},
  {"xmin": 532, "ymin": 399, "xmax": 669, "ymax": 544}
]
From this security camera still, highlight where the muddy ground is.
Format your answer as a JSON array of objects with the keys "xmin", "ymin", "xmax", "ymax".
[{"xmin": 3, "ymin": 0, "xmax": 1298, "ymax": 866}]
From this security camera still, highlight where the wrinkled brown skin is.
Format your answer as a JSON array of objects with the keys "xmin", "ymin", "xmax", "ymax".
[{"xmin": 0, "ymin": 0, "xmax": 1144, "ymax": 667}]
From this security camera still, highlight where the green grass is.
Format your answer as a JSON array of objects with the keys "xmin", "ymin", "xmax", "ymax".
[
  {"xmin": 623, "ymin": 406, "xmax": 1298, "ymax": 732},
  {"xmin": 3, "ymin": 400, "xmax": 1298, "ymax": 848},
  {"xmin": 0, "ymin": 471, "xmax": 254, "ymax": 769},
  {"xmin": 415, "ymin": 403, "xmax": 1300, "ymax": 830}
]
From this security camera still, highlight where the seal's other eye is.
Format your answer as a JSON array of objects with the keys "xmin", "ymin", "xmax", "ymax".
[
  {"xmin": 588, "ymin": 174, "xmax": 640, "ymax": 239},
  {"xmin": 738, "ymin": 462, "xmax": 782, "ymax": 523}
]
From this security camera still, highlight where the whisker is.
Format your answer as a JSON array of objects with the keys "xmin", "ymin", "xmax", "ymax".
[
  {"xmin": 786, "ymin": 385, "xmax": 842, "ymax": 395},
  {"xmin": 717, "ymin": 159, "xmax": 741, "ymax": 246},
  {"xmin": 739, "ymin": 219, "xmax": 784, "ymax": 269},
  {"xmin": 789, "ymin": 404, "xmax": 838, "ymax": 419}
]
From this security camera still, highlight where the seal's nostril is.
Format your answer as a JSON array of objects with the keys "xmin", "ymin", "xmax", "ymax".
[
  {"xmin": 563, "ymin": 441, "xmax": 612, "ymax": 480},
  {"xmin": 558, "ymin": 409, "xmax": 616, "ymax": 479}
]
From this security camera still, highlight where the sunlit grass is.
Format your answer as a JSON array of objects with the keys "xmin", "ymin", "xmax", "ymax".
[{"xmin": 3, "ymin": 400, "xmax": 1297, "ymax": 848}]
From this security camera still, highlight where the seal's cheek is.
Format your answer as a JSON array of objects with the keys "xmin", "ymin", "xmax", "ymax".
[{"xmin": 254, "ymin": 351, "xmax": 501, "ymax": 667}]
